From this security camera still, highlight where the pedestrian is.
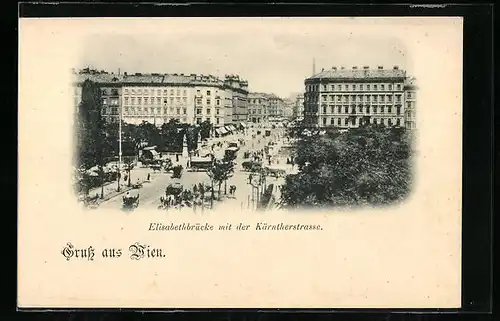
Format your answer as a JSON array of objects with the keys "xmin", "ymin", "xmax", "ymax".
[
  {"xmin": 147, "ymin": 173, "xmax": 150, "ymax": 181},
  {"xmin": 176, "ymin": 154, "xmax": 179, "ymax": 162}
]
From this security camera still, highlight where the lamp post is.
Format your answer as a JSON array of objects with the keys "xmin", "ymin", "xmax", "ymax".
[{"xmin": 117, "ymin": 96, "xmax": 123, "ymax": 192}]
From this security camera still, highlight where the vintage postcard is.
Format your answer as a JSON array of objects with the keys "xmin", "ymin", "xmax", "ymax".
[{"xmin": 18, "ymin": 17, "xmax": 463, "ymax": 308}]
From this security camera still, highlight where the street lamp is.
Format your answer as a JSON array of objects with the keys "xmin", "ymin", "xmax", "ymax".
[{"xmin": 117, "ymin": 98, "xmax": 123, "ymax": 192}]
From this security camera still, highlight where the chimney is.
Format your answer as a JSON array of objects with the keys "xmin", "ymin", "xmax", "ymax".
[
  {"xmin": 341, "ymin": 66, "xmax": 345, "ymax": 70},
  {"xmin": 352, "ymin": 66, "xmax": 358, "ymax": 70},
  {"xmin": 393, "ymin": 66, "xmax": 399, "ymax": 70},
  {"xmin": 378, "ymin": 66, "xmax": 383, "ymax": 70},
  {"xmin": 321, "ymin": 68, "xmax": 324, "ymax": 72},
  {"xmin": 124, "ymin": 71, "xmax": 128, "ymax": 77},
  {"xmin": 363, "ymin": 66, "xmax": 369, "ymax": 70},
  {"xmin": 118, "ymin": 68, "xmax": 121, "ymax": 75}
]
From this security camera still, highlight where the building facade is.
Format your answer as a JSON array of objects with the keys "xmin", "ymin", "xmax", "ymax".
[
  {"xmin": 293, "ymin": 93, "xmax": 305, "ymax": 120},
  {"xmin": 247, "ymin": 93, "xmax": 269, "ymax": 124},
  {"xmin": 304, "ymin": 66, "xmax": 415, "ymax": 129},
  {"xmin": 224, "ymin": 75, "xmax": 249, "ymax": 124},
  {"xmin": 73, "ymin": 69, "xmax": 249, "ymax": 129},
  {"xmin": 404, "ymin": 77, "xmax": 417, "ymax": 129}
]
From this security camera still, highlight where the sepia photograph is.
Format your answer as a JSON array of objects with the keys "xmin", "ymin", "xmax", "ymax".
[
  {"xmin": 19, "ymin": 16, "xmax": 462, "ymax": 308},
  {"xmin": 72, "ymin": 24, "xmax": 417, "ymax": 213}
]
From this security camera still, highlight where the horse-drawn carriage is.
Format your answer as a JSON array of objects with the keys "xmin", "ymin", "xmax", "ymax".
[
  {"xmin": 122, "ymin": 190, "xmax": 140, "ymax": 210},
  {"xmin": 264, "ymin": 167, "xmax": 287, "ymax": 178},
  {"xmin": 159, "ymin": 182, "xmax": 184, "ymax": 209}
]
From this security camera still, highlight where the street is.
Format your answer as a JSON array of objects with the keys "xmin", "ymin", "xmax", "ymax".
[{"xmin": 98, "ymin": 125, "xmax": 294, "ymax": 212}]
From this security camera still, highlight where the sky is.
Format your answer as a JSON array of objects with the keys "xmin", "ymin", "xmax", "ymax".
[{"xmin": 79, "ymin": 18, "xmax": 411, "ymax": 98}]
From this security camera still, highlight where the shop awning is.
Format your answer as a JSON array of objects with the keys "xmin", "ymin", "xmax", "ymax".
[
  {"xmin": 240, "ymin": 122, "xmax": 247, "ymax": 128},
  {"xmin": 215, "ymin": 128, "xmax": 223, "ymax": 135},
  {"xmin": 224, "ymin": 125, "xmax": 232, "ymax": 133}
]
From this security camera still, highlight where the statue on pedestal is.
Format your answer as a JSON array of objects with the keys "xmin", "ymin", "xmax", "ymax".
[{"xmin": 182, "ymin": 132, "xmax": 188, "ymax": 158}]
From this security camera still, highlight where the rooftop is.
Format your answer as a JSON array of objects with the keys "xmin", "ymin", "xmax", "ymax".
[{"xmin": 308, "ymin": 67, "xmax": 406, "ymax": 80}]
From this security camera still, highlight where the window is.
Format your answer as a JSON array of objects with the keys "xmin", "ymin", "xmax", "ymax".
[
  {"xmin": 102, "ymin": 98, "xmax": 107, "ymax": 105},
  {"xmin": 207, "ymin": 90, "xmax": 211, "ymax": 96},
  {"xmin": 216, "ymin": 100, "xmax": 220, "ymax": 106},
  {"xmin": 144, "ymin": 108, "xmax": 149, "ymax": 114},
  {"xmin": 216, "ymin": 118, "xmax": 220, "ymax": 124},
  {"xmin": 381, "ymin": 106, "xmax": 385, "ymax": 113},
  {"xmin": 388, "ymin": 84, "xmax": 393, "ymax": 91},
  {"xmin": 353, "ymin": 84, "xmax": 357, "ymax": 91},
  {"xmin": 367, "ymin": 84, "xmax": 371, "ymax": 90},
  {"xmin": 396, "ymin": 84, "xmax": 402, "ymax": 90},
  {"xmin": 366, "ymin": 106, "xmax": 370, "ymax": 114},
  {"xmin": 323, "ymin": 118, "xmax": 327, "ymax": 126},
  {"xmin": 131, "ymin": 97, "xmax": 136, "ymax": 104},
  {"xmin": 170, "ymin": 89, "xmax": 174, "ymax": 96},
  {"xmin": 196, "ymin": 118, "xmax": 202, "ymax": 124},
  {"xmin": 374, "ymin": 84, "xmax": 378, "ymax": 90},
  {"xmin": 396, "ymin": 107, "xmax": 401, "ymax": 115},
  {"xmin": 144, "ymin": 97, "xmax": 149, "ymax": 104},
  {"xmin": 358, "ymin": 106, "xmax": 362, "ymax": 113},
  {"xmin": 206, "ymin": 99, "xmax": 211, "ymax": 105},
  {"xmin": 344, "ymin": 118, "xmax": 348, "ymax": 125},
  {"xmin": 337, "ymin": 118, "xmax": 341, "ymax": 126},
  {"xmin": 183, "ymin": 97, "xmax": 187, "ymax": 103},
  {"xmin": 157, "ymin": 97, "xmax": 161, "ymax": 104},
  {"xmin": 207, "ymin": 108, "xmax": 211, "ymax": 114},
  {"xmin": 323, "ymin": 106, "xmax": 327, "ymax": 114},
  {"xmin": 196, "ymin": 109, "xmax": 202, "ymax": 115},
  {"xmin": 373, "ymin": 107, "xmax": 377, "ymax": 114},
  {"xmin": 344, "ymin": 106, "xmax": 349, "ymax": 113},
  {"xmin": 138, "ymin": 98, "xmax": 142, "ymax": 105},
  {"xmin": 345, "ymin": 84, "xmax": 349, "ymax": 90},
  {"xmin": 396, "ymin": 118, "xmax": 401, "ymax": 126},
  {"xmin": 125, "ymin": 89, "xmax": 129, "ymax": 95},
  {"xmin": 381, "ymin": 84, "xmax": 385, "ymax": 90},
  {"xmin": 331, "ymin": 106, "xmax": 334, "ymax": 113},
  {"xmin": 183, "ymin": 108, "xmax": 187, "ymax": 115},
  {"xmin": 163, "ymin": 90, "xmax": 167, "ymax": 95},
  {"xmin": 388, "ymin": 96, "xmax": 392, "ymax": 102},
  {"xmin": 170, "ymin": 98, "xmax": 174, "ymax": 104},
  {"xmin": 388, "ymin": 107, "xmax": 392, "ymax": 113},
  {"xmin": 163, "ymin": 107, "xmax": 167, "ymax": 114},
  {"xmin": 176, "ymin": 89, "xmax": 180, "ymax": 96},
  {"xmin": 125, "ymin": 97, "xmax": 129, "ymax": 105},
  {"xmin": 373, "ymin": 96, "xmax": 378, "ymax": 102},
  {"xmin": 157, "ymin": 108, "xmax": 161, "ymax": 114},
  {"xmin": 396, "ymin": 95, "xmax": 401, "ymax": 102},
  {"xmin": 138, "ymin": 89, "xmax": 143, "ymax": 95},
  {"xmin": 183, "ymin": 90, "xmax": 187, "ymax": 96},
  {"xmin": 338, "ymin": 106, "xmax": 341, "ymax": 113},
  {"xmin": 216, "ymin": 108, "xmax": 220, "ymax": 115},
  {"xmin": 176, "ymin": 108, "xmax": 180, "ymax": 114},
  {"xmin": 388, "ymin": 119, "xmax": 392, "ymax": 126},
  {"xmin": 337, "ymin": 96, "xmax": 341, "ymax": 102}
]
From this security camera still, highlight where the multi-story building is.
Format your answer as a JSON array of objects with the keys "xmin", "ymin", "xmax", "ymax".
[
  {"xmin": 404, "ymin": 77, "xmax": 417, "ymax": 129},
  {"xmin": 282, "ymin": 98, "xmax": 295, "ymax": 119},
  {"xmin": 247, "ymin": 93, "xmax": 269, "ymax": 124},
  {"xmin": 73, "ymin": 69, "xmax": 249, "ymax": 129},
  {"xmin": 293, "ymin": 93, "xmax": 305, "ymax": 120},
  {"xmin": 73, "ymin": 69, "xmax": 123, "ymax": 123},
  {"xmin": 224, "ymin": 75, "xmax": 249, "ymax": 124},
  {"xmin": 304, "ymin": 65, "xmax": 413, "ymax": 128},
  {"xmin": 265, "ymin": 94, "xmax": 283, "ymax": 118}
]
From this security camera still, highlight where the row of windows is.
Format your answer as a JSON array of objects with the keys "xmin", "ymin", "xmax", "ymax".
[
  {"xmin": 195, "ymin": 98, "xmax": 221, "ymax": 106},
  {"xmin": 101, "ymin": 89, "xmax": 120, "ymax": 96},
  {"xmin": 124, "ymin": 96, "xmax": 187, "ymax": 105},
  {"xmin": 196, "ymin": 117, "xmax": 222, "ymax": 125},
  {"xmin": 249, "ymin": 109, "xmax": 264, "ymax": 115},
  {"xmin": 319, "ymin": 105, "xmax": 402, "ymax": 115},
  {"xmin": 320, "ymin": 94, "xmax": 402, "ymax": 103},
  {"xmin": 123, "ymin": 107, "xmax": 188, "ymax": 115},
  {"xmin": 102, "ymin": 98, "xmax": 119, "ymax": 105},
  {"xmin": 321, "ymin": 117, "xmax": 403, "ymax": 126},
  {"xmin": 307, "ymin": 83, "xmax": 404, "ymax": 92},
  {"xmin": 196, "ymin": 108, "xmax": 222, "ymax": 115},
  {"xmin": 124, "ymin": 88, "xmax": 188, "ymax": 97}
]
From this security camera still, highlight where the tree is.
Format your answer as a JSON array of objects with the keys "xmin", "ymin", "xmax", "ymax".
[
  {"xmin": 75, "ymin": 80, "xmax": 111, "ymax": 198},
  {"xmin": 206, "ymin": 160, "xmax": 233, "ymax": 207},
  {"xmin": 123, "ymin": 156, "xmax": 135, "ymax": 187},
  {"xmin": 280, "ymin": 125, "xmax": 413, "ymax": 209},
  {"xmin": 199, "ymin": 120, "xmax": 212, "ymax": 141},
  {"xmin": 222, "ymin": 153, "xmax": 236, "ymax": 194},
  {"xmin": 160, "ymin": 119, "xmax": 181, "ymax": 151},
  {"xmin": 138, "ymin": 121, "xmax": 159, "ymax": 147}
]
